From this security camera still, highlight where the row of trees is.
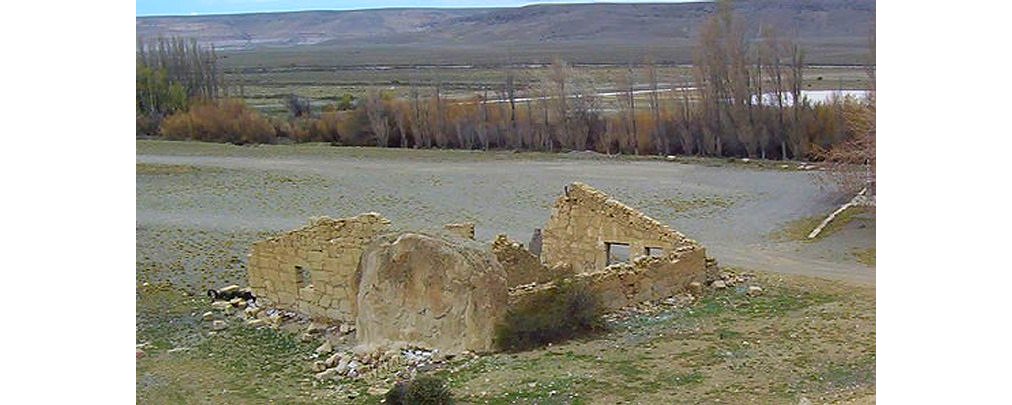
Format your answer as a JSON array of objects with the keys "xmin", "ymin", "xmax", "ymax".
[
  {"xmin": 257, "ymin": 0, "xmax": 870, "ymax": 160},
  {"xmin": 136, "ymin": 37, "xmax": 223, "ymax": 133},
  {"xmin": 139, "ymin": 1, "xmax": 874, "ymax": 162}
]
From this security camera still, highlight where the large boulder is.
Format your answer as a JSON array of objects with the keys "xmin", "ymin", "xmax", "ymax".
[{"xmin": 354, "ymin": 232, "xmax": 508, "ymax": 354}]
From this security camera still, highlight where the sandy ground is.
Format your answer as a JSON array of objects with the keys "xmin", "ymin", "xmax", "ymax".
[{"xmin": 137, "ymin": 141, "xmax": 874, "ymax": 287}]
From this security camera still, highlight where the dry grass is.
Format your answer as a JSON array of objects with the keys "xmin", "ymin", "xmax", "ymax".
[
  {"xmin": 771, "ymin": 206, "xmax": 873, "ymax": 243},
  {"xmin": 136, "ymin": 164, "xmax": 197, "ymax": 175},
  {"xmin": 852, "ymin": 247, "xmax": 876, "ymax": 266}
]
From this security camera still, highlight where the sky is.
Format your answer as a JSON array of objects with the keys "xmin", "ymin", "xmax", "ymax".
[{"xmin": 137, "ymin": 0, "xmax": 697, "ymax": 17}]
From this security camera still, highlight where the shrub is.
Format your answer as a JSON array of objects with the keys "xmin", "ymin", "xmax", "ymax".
[
  {"xmin": 384, "ymin": 381, "xmax": 409, "ymax": 405},
  {"xmin": 494, "ymin": 281, "xmax": 606, "ymax": 352},
  {"xmin": 310, "ymin": 112, "xmax": 343, "ymax": 143},
  {"xmin": 161, "ymin": 99, "xmax": 276, "ymax": 144},
  {"xmin": 384, "ymin": 375, "xmax": 452, "ymax": 405},
  {"xmin": 285, "ymin": 94, "xmax": 312, "ymax": 118}
]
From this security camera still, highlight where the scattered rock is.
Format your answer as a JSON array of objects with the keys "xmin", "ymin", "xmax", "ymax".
[
  {"xmin": 311, "ymin": 361, "xmax": 328, "ymax": 372},
  {"xmin": 299, "ymin": 333, "xmax": 315, "ymax": 343},
  {"xmin": 210, "ymin": 301, "xmax": 231, "ymax": 311},
  {"xmin": 315, "ymin": 341, "xmax": 333, "ymax": 355},
  {"xmin": 335, "ymin": 358, "xmax": 351, "ymax": 375},
  {"xmin": 306, "ymin": 322, "xmax": 326, "ymax": 335},
  {"xmin": 748, "ymin": 286, "xmax": 764, "ymax": 296},
  {"xmin": 246, "ymin": 319, "xmax": 266, "ymax": 328},
  {"xmin": 217, "ymin": 285, "xmax": 241, "ymax": 294},
  {"xmin": 244, "ymin": 306, "xmax": 262, "ymax": 319},
  {"xmin": 367, "ymin": 385, "xmax": 388, "ymax": 396},
  {"xmin": 201, "ymin": 311, "xmax": 215, "ymax": 321},
  {"xmin": 325, "ymin": 352, "xmax": 343, "ymax": 368},
  {"xmin": 211, "ymin": 320, "xmax": 228, "ymax": 331},
  {"xmin": 136, "ymin": 349, "xmax": 145, "ymax": 359},
  {"xmin": 338, "ymin": 323, "xmax": 355, "ymax": 335},
  {"xmin": 688, "ymin": 281, "xmax": 703, "ymax": 296},
  {"xmin": 314, "ymin": 368, "xmax": 337, "ymax": 381},
  {"xmin": 712, "ymin": 280, "xmax": 727, "ymax": 290}
]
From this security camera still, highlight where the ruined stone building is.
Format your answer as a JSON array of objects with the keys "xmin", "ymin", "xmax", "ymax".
[{"xmin": 246, "ymin": 182, "xmax": 708, "ymax": 354}]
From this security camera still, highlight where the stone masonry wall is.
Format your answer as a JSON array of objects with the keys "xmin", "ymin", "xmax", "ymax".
[
  {"xmin": 247, "ymin": 213, "xmax": 391, "ymax": 322},
  {"xmin": 509, "ymin": 244, "xmax": 706, "ymax": 311},
  {"xmin": 491, "ymin": 234, "xmax": 574, "ymax": 288},
  {"xmin": 542, "ymin": 182, "xmax": 696, "ymax": 274}
]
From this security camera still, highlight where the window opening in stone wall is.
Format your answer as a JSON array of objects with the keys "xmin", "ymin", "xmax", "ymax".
[
  {"xmin": 646, "ymin": 247, "xmax": 664, "ymax": 257},
  {"xmin": 295, "ymin": 265, "xmax": 312, "ymax": 288},
  {"xmin": 606, "ymin": 242, "xmax": 631, "ymax": 265}
]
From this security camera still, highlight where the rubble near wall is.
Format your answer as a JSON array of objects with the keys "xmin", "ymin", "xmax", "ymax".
[
  {"xmin": 509, "ymin": 244, "xmax": 707, "ymax": 311},
  {"xmin": 491, "ymin": 234, "xmax": 574, "ymax": 288},
  {"xmin": 247, "ymin": 213, "xmax": 391, "ymax": 322},
  {"xmin": 541, "ymin": 182, "xmax": 697, "ymax": 274}
]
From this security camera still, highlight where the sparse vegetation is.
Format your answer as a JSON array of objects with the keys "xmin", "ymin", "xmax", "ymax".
[
  {"xmin": 853, "ymin": 247, "xmax": 876, "ymax": 266},
  {"xmin": 494, "ymin": 282, "xmax": 607, "ymax": 352},
  {"xmin": 772, "ymin": 206, "xmax": 873, "ymax": 242}
]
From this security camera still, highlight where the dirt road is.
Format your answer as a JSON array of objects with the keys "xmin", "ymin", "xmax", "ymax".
[{"xmin": 136, "ymin": 141, "xmax": 874, "ymax": 286}]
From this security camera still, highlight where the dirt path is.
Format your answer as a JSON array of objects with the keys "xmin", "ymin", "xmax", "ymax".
[{"xmin": 136, "ymin": 141, "xmax": 874, "ymax": 286}]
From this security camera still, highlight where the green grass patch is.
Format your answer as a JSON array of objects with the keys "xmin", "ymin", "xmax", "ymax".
[
  {"xmin": 137, "ymin": 163, "xmax": 198, "ymax": 175},
  {"xmin": 771, "ymin": 206, "xmax": 873, "ymax": 242},
  {"xmin": 660, "ymin": 371, "xmax": 706, "ymax": 386},
  {"xmin": 852, "ymin": 247, "xmax": 876, "ymax": 266},
  {"xmin": 689, "ymin": 286, "xmax": 836, "ymax": 320}
]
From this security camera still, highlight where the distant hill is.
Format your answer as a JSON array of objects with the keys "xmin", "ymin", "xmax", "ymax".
[{"xmin": 136, "ymin": 1, "xmax": 875, "ymax": 66}]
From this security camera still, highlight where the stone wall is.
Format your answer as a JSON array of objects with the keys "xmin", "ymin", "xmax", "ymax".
[
  {"xmin": 509, "ymin": 244, "xmax": 706, "ymax": 311},
  {"xmin": 247, "ymin": 213, "xmax": 391, "ymax": 322},
  {"xmin": 491, "ymin": 234, "xmax": 574, "ymax": 288},
  {"xmin": 542, "ymin": 182, "xmax": 696, "ymax": 274}
]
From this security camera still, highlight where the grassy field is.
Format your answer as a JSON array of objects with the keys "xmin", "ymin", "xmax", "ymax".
[
  {"xmin": 223, "ymin": 64, "xmax": 873, "ymax": 116},
  {"xmin": 137, "ymin": 271, "xmax": 875, "ymax": 404}
]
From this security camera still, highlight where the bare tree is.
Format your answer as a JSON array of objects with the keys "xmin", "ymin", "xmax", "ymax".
[
  {"xmin": 644, "ymin": 57, "xmax": 665, "ymax": 155},
  {"xmin": 788, "ymin": 38, "xmax": 807, "ymax": 159},
  {"xmin": 365, "ymin": 89, "xmax": 391, "ymax": 147},
  {"xmin": 548, "ymin": 58, "xmax": 571, "ymax": 148}
]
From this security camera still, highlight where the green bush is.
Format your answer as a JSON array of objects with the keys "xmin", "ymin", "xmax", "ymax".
[
  {"xmin": 494, "ymin": 281, "xmax": 606, "ymax": 352},
  {"xmin": 384, "ymin": 375, "xmax": 452, "ymax": 405}
]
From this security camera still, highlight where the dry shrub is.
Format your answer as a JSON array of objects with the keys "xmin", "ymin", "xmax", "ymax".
[
  {"xmin": 812, "ymin": 96, "xmax": 875, "ymax": 195},
  {"xmin": 494, "ymin": 281, "xmax": 606, "ymax": 352},
  {"xmin": 161, "ymin": 99, "xmax": 276, "ymax": 144},
  {"xmin": 310, "ymin": 112, "xmax": 343, "ymax": 143},
  {"xmin": 385, "ymin": 375, "xmax": 452, "ymax": 405}
]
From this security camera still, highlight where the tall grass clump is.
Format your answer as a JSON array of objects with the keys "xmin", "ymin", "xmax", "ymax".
[
  {"xmin": 161, "ymin": 99, "xmax": 276, "ymax": 144},
  {"xmin": 494, "ymin": 281, "xmax": 606, "ymax": 352}
]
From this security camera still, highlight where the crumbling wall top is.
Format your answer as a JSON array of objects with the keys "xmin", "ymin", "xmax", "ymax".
[{"xmin": 561, "ymin": 182, "xmax": 691, "ymax": 246}]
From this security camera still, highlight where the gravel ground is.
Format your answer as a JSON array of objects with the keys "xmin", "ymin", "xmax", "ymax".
[{"xmin": 137, "ymin": 140, "xmax": 875, "ymax": 288}]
